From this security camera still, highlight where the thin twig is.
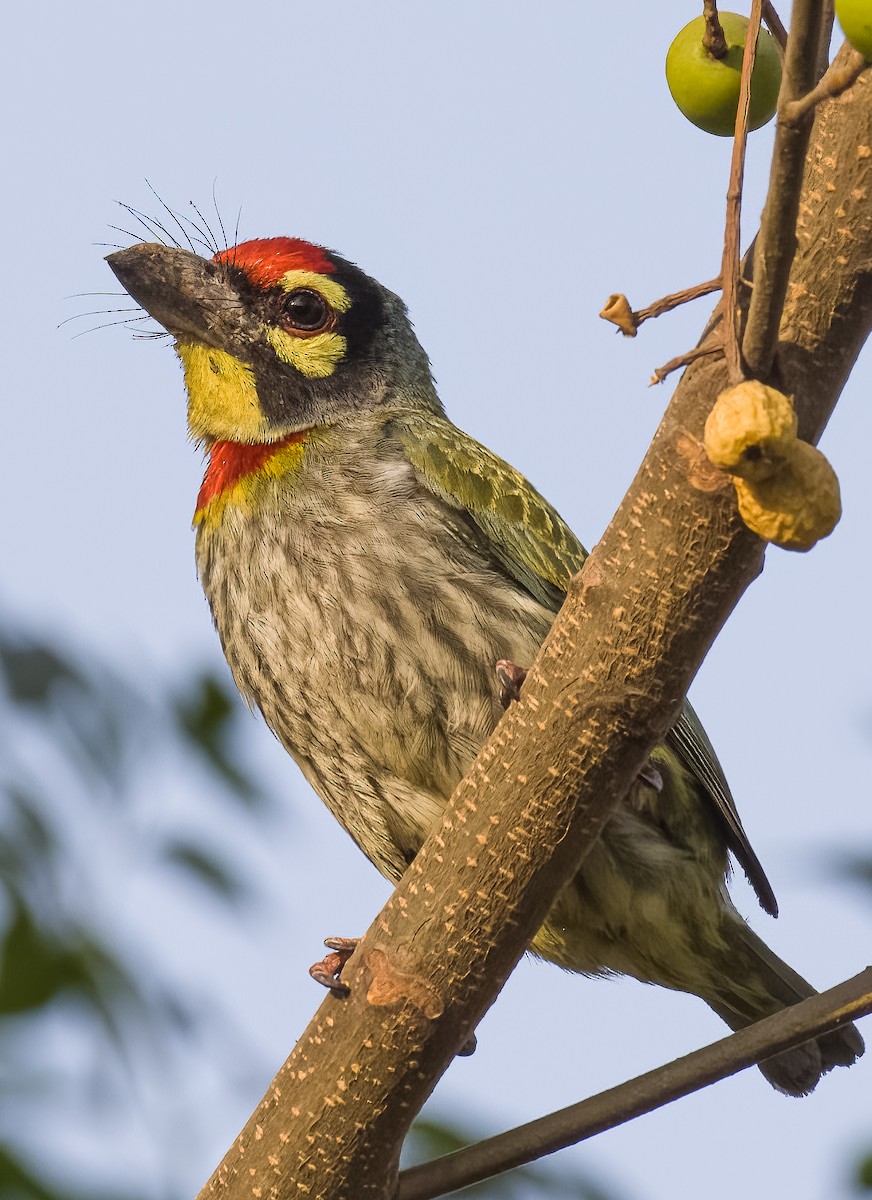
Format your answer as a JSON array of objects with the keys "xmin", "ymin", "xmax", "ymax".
[
  {"xmin": 650, "ymin": 343, "xmax": 724, "ymax": 386},
  {"xmin": 721, "ymin": 0, "xmax": 763, "ymax": 384},
  {"xmin": 600, "ymin": 278, "xmax": 722, "ymax": 337},
  {"xmin": 818, "ymin": 0, "xmax": 837, "ymax": 80},
  {"xmin": 398, "ymin": 968, "xmax": 872, "ymax": 1200},
  {"xmin": 636, "ymin": 277, "xmax": 723, "ymax": 324},
  {"xmin": 703, "ymin": 0, "xmax": 728, "ymax": 59},
  {"xmin": 762, "ymin": 0, "xmax": 788, "ymax": 52},
  {"xmin": 782, "ymin": 47, "xmax": 868, "ymax": 124},
  {"xmin": 742, "ymin": 0, "xmax": 828, "ymax": 377}
]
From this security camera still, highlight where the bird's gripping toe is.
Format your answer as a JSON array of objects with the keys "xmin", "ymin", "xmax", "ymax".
[
  {"xmin": 496, "ymin": 660, "xmax": 528, "ymax": 709},
  {"xmin": 309, "ymin": 937, "xmax": 359, "ymax": 996}
]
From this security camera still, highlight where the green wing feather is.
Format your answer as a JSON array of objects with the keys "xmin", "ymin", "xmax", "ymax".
[
  {"xmin": 391, "ymin": 408, "xmax": 777, "ymax": 916},
  {"xmin": 392, "ymin": 409, "xmax": 586, "ymax": 606}
]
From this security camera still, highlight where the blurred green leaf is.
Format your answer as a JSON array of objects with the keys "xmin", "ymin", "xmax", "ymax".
[
  {"xmin": 0, "ymin": 644, "xmax": 77, "ymax": 707},
  {"xmin": 0, "ymin": 632, "xmax": 140, "ymax": 789},
  {"xmin": 0, "ymin": 1144, "xmax": 62, "ymax": 1200},
  {"xmin": 839, "ymin": 855, "xmax": 872, "ymax": 891},
  {"xmin": 857, "ymin": 1152, "xmax": 872, "ymax": 1190},
  {"xmin": 0, "ymin": 788, "xmax": 56, "ymax": 876},
  {"xmin": 0, "ymin": 903, "xmax": 88, "ymax": 1015},
  {"xmin": 0, "ymin": 901, "xmax": 183, "ymax": 1049},
  {"xmin": 0, "ymin": 1143, "xmax": 148, "ymax": 1200},
  {"xmin": 163, "ymin": 840, "xmax": 248, "ymax": 901},
  {"xmin": 173, "ymin": 674, "xmax": 262, "ymax": 806},
  {"xmin": 0, "ymin": 616, "xmax": 276, "ymax": 1200}
]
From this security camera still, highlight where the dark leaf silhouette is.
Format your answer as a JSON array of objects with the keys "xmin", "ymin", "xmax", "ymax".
[{"xmin": 0, "ymin": 617, "xmax": 272, "ymax": 1200}]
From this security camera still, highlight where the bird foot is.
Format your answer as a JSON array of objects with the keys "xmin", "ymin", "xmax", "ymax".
[
  {"xmin": 310, "ymin": 939, "xmax": 477, "ymax": 1057},
  {"xmin": 496, "ymin": 660, "xmax": 528, "ymax": 709},
  {"xmin": 309, "ymin": 937, "xmax": 358, "ymax": 996}
]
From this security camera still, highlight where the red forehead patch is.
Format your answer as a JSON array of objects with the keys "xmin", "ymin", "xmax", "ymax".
[{"xmin": 214, "ymin": 238, "xmax": 334, "ymax": 287}]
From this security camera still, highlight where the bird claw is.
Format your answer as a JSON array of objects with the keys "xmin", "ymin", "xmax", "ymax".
[
  {"xmin": 310, "ymin": 938, "xmax": 477, "ymax": 1057},
  {"xmin": 496, "ymin": 659, "xmax": 528, "ymax": 709},
  {"xmin": 309, "ymin": 937, "xmax": 359, "ymax": 996}
]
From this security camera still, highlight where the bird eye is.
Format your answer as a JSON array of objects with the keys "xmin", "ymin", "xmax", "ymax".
[{"xmin": 281, "ymin": 288, "xmax": 332, "ymax": 333}]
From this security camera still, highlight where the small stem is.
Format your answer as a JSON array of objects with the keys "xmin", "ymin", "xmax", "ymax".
[
  {"xmin": 649, "ymin": 343, "xmax": 724, "ymax": 386},
  {"xmin": 635, "ymin": 277, "xmax": 723, "ymax": 325},
  {"xmin": 742, "ymin": 0, "xmax": 828, "ymax": 378},
  {"xmin": 600, "ymin": 279, "xmax": 723, "ymax": 337},
  {"xmin": 782, "ymin": 47, "xmax": 868, "ymax": 124},
  {"xmin": 762, "ymin": 0, "xmax": 788, "ymax": 52},
  {"xmin": 818, "ymin": 0, "xmax": 836, "ymax": 80},
  {"xmin": 703, "ymin": 0, "xmax": 729, "ymax": 59},
  {"xmin": 720, "ymin": 0, "xmax": 763, "ymax": 384}
]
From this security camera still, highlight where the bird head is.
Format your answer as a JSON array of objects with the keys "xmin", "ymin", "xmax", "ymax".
[{"xmin": 107, "ymin": 237, "xmax": 439, "ymax": 443}]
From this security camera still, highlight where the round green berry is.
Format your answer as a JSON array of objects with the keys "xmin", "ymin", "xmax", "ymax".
[
  {"xmin": 666, "ymin": 12, "xmax": 782, "ymax": 136},
  {"xmin": 835, "ymin": 0, "xmax": 872, "ymax": 60}
]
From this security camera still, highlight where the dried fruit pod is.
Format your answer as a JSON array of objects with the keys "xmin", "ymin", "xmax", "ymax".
[
  {"xmin": 600, "ymin": 293, "xmax": 637, "ymax": 337},
  {"xmin": 734, "ymin": 440, "xmax": 841, "ymax": 551},
  {"xmin": 705, "ymin": 380, "xmax": 798, "ymax": 481}
]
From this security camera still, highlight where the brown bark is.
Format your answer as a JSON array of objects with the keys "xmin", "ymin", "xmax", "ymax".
[
  {"xmin": 742, "ymin": 0, "xmax": 828, "ymax": 377},
  {"xmin": 197, "ymin": 67, "xmax": 872, "ymax": 1200}
]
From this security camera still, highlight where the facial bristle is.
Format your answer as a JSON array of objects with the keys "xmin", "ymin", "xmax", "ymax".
[{"xmin": 214, "ymin": 238, "xmax": 335, "ymax": 286}]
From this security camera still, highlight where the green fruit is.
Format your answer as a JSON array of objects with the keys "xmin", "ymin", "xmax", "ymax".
[
  {"xmin": 836, "ymin": 0, "xmax": 872, "ymax": 60},
  {"xmin": 666, "ymin": 12, "xmax": 782, "ymax": 136}
]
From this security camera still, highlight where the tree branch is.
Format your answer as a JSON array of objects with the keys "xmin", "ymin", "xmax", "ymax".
[
  {"xmin": 818, "ymin": 0, "xmax": 837, "ymax": 80},
  {"xmin": 762, "ymin": 0, "xmax": 788, "ymax": 52},
  {"xmin": 782, "ymin": 46, "xmax": 868, "ymax": 124},
  {"xmin": 399, "ymin": 968, "xmax": 872, "ymax": 1200},
  {"xmin": 196, "ymin": 62, "xmax": 872, "ymax": 1200},
  {"xmin": 637, "ymin": 277, "xmax": 723, "ymax": 323},
  {"xmin": 703, "ymin": 0, "xmax": 729, "ymax": 60},
  {"xmin": 600, "ymin": 278, "xmax": 722, "ymax": 337},
  {"xmin": 649, "ymin": 343, "xmax": 724, "ymax": 386},
  {"xmin": 721, "ymin": 0, "xmax": 762, "ymax": 383},
  {"xmin": 742, "ymin": 0, "xmax": 828, "ymax": 376}
]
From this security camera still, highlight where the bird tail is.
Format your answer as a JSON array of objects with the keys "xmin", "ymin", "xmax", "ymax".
[{"xmin": 705, "ymin": 922, "xmax": 864, "ymax": 1096}]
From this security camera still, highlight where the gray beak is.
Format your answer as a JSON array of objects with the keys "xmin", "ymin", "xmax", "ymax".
[{"xmin": 106, "ymin": 243, "xmax": 248, "ymax": 349}]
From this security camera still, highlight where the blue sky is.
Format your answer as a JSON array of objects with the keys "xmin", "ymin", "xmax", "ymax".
[{"xmin": 2, "ymin": 3, "xmax": 870, "ymax": 1197}]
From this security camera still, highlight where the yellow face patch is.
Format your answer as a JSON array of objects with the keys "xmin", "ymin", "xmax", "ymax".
[
  {"xmin": 263, "ymin": 268, "xmax": 352, "ymax": 379},
  {"xmin": 176, "ymin": 342, "xmax": 270, "ymax": 442},
  {"xmin": 277, "ymin": 269, "xmax": 352, "ymax": 312},
  {"xmin": 177, "ymin": 269, "xmax": 352, "ymax": 438},
  {"xmin": 265, "ymin": 326, "xmax": 348, "ymax": 378}
]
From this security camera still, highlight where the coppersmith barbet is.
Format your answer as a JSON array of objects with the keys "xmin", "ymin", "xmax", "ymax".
[{"xmin": 107, "ymin": 235, "xmax": 863, "ymax": 1095}]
